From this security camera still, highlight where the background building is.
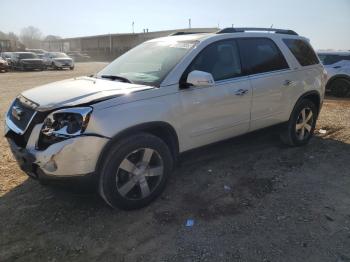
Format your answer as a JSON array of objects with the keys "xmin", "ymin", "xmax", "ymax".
[
  {"xmin": 0, "ymin": 38, "xmax": 11, "ymax": 52},
  {"xmin": 41, "ymin": 28, "xmax": 218, "ymax": 61}
]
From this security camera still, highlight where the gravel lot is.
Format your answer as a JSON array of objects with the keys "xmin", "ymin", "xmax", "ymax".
[{"xmin": 1, "ymin": 63, "xmax": 350, "ymax": 262}]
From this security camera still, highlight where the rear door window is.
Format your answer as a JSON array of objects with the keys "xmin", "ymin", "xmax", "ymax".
[
  {"xmin": 237, "ymin": 38, "xmax": 289, "ymax": 75},
  {"xmin": 283, "ymin": 39, "xmax": 319, "ymax": 66}
]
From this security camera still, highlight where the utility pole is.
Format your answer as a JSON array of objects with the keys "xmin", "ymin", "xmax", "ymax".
[
  {"xmin": 132, "ymin": 21, "xmax": 135, "ymax": 34},
  {"xmin": 189, "ymin": 18, "xmax": 191, "ymax": 29}
]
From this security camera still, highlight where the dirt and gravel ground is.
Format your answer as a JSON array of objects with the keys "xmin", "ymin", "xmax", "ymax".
[{"xmin": 0, "ymin": 63, "xmax": 350, "ymax": 262}]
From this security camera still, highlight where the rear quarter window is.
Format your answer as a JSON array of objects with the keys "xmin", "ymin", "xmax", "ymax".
[{"xmin": 283, "ymin": 39, "xmax": 319, "ymax": 66}]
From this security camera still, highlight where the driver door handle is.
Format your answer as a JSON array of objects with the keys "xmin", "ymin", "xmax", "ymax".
[{"xmin": 235, "ymin": 89, "xmax": 249, "ymax": 96}]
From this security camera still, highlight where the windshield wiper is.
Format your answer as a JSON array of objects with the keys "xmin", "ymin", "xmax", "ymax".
[{"xmin": 100, "ymin": 75, "xmax": 133, "ymax": 83}]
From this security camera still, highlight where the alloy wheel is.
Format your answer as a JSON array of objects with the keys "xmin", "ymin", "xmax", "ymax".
[
  {"xmin": 115, "ymin": 148, "xmax": 164, "ymax": 200},
  {"xmin": 295, "ymin": 107, "xmax": 314, "ymax": 141}
]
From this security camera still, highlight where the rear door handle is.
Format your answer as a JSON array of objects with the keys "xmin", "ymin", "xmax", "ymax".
[{"xmin": 234, "ymin": 89, "xmax": 249, "ymax": 96}]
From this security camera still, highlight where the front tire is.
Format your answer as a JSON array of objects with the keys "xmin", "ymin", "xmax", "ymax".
[
  {"xmin": 98, "ymin": 133, "xmax": 173, "ymax": 210},
  {"xmin": 280, "ymin": 99, "xmax": 318, "ymax": 146}
]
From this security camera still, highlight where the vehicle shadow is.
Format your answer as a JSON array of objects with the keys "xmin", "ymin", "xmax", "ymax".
[{"xmin": 1, "ymin": 125, "xmax": 350, "ymax": 261}]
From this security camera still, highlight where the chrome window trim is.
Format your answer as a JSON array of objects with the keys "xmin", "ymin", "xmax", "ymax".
[
  {"xmin": 247, "ymin": 68, "xmax": 291, "ymax": 79},
  {"xmin": 215, "ymin": 75, "xmax": 250, "ymax": 85}
]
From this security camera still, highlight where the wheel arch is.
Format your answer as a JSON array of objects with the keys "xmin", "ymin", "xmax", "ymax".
[
  {"xmin": 326, "ymin": 74, "xmax": 350, "ymax": 90},
  {"xmin": 96, "ymin": 121, "xmax": 180, "ymax": 174},
  {"xmin": 293, "ymin": 90, "xmax": 322, "ymax": 116}
]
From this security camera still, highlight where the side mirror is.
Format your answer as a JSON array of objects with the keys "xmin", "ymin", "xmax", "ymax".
[{"xmin": 186, "ymin": 70, "xmax": 214, "ymax": 87}]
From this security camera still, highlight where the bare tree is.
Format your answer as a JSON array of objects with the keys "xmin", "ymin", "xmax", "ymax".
[
  {"xmin": 20, "ymin": 26, "xmax": 43, "ymax": 49},
  {"xmin": 7, "ymin": 32, "xmax": 19, "ymax": 42}
]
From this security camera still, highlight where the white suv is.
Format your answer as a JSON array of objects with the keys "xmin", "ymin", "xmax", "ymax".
[
  {"xmin": 318, "ymin": 51, "xmax": 350, "ymax": 97},
  {"xmin": 5, "ymin": 28, "xmax": 325, "ymax": 209},
  {"xmin": 43, "ymin": 52, "xmax": 74, "ymax": 70}
]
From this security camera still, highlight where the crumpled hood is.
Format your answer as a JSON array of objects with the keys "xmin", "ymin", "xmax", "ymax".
[{"xmin": 21, "ymin": 76, "xmax": 154, "ymax": 111}]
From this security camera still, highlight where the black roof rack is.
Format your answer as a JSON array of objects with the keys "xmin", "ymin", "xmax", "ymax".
[
  {"xmin": 169, "ymin": 31, "xmax": 209, "ymax": 36},
  {"xmin": 217, "ymin": 27, "xmax": 298, "ymax": 36}
]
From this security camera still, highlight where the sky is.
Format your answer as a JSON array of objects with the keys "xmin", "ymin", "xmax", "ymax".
[{"xmin": 0, "ymin": 0, "xmax": 349, "ymax": 50}]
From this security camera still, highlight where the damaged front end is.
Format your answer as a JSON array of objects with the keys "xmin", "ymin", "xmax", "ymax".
[{"xmin": 5, "ymin": 96, "xmax": 109, "ymax": 181}]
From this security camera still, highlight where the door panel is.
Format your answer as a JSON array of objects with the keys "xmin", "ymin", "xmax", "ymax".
[
  {"xmin": 175, "ymin": 39, "xmax": 253, "ymax": 150},
  {"xmin": 249, "ymin": 70, "xmax": 294, "ymax": 130},
  {"xmin": 178, "ymin": 77, "xmax": 252, "ymax": 150},
  {"xmin": 236, "ymin": 37, "xmax": 293, "ymax": 131}
]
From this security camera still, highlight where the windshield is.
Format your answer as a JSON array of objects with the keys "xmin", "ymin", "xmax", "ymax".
[
  {"xmin": 318, "ymin": 54, "xmax": 350, "ymax": 65},
  {"xmin": 97, "ymin": 40, "xmax": 197, "ymax": 86},
  {"xmin": 18, "ymin": 53, "xmax": 38, "ymax": 59},
  {"xmin": 51, "ymin": 52, "xmax": 68, "ymax": 58}
]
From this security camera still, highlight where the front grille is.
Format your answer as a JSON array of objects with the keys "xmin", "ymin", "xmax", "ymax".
[
  {"xmin": 57, "ymin": 60, "xmax": 71, "ymax": 64},
  {"xmin": 8, "ymin": 98, "xmax": 37, "ymax": 132},
  {"xmin": 6, "ymin": 110, "xmax": 48, "ymax": 148},
  {"xmin": 23, "ymin": 60, "xmax": 42, "ymax": 65}
]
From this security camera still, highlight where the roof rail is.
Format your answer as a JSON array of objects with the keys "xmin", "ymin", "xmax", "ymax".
[
  {"xmin": 217, "ymin": 27, "xmax": 298, "ymax": 36},
  {"xmin": 169, "ymin": 31, "xmax": 209, "ymax": 36}
]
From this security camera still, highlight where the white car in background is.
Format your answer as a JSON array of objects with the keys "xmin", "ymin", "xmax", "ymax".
[
  {"xmin": 43, "ymin": 52, "xmax": 74, "ymax": 70},
  {"xmin": 318, "ymin": 51, "xmax": 350, "ymax": 97}
]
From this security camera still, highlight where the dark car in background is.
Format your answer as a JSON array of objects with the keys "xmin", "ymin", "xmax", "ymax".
[
  {"xmin": 26, "ymin": 49, "xmax": 47, "ymax": 60},
  {"xmin": 26, "ymin": 49, "xmax": 47, "ymax": 55},
  {"xmin": 13, "ymin": 52, "xmax": 45, "ymax": 71}
]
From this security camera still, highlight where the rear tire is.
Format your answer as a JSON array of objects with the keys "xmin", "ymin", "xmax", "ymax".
[
  {"xmin": 280, "ymin": 99, "xmax": 318, "ymax": 146},
  {"xmin": 330, "ymin": 78, "xmax": 350, "ymax": 97},
  {"xmin": 98, "ymin": 133, "xmax": 173, "ymax": 210}
]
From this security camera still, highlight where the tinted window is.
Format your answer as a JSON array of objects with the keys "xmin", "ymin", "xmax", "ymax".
[
  {"xmin": 318, "ymin": 54, "xmax": 350, "ymax": 65},
  {"xmin": 186, "ymin": 40, "xmax": 242, "ymax": 81},
  {"xmin": 237, "ymin": 38, "xmax": 289, "ymax": 75},
  {"xmin": 18, "ymin": 53, "xmax": 37, "ymax": 59},
  {"xmin": 283, "ymin": 39, "xmax": 319, "ymax": 66}
]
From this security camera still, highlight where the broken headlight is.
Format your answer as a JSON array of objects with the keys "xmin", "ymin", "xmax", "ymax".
[{"xmin": 41, "ymin": 107, "xmax": 92, "ymax": 138}]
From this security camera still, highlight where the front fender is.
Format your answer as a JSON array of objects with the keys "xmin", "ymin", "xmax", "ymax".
[{"xmin": 86, "ymin": 96, "xmax": 179, "ymax": 139}]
